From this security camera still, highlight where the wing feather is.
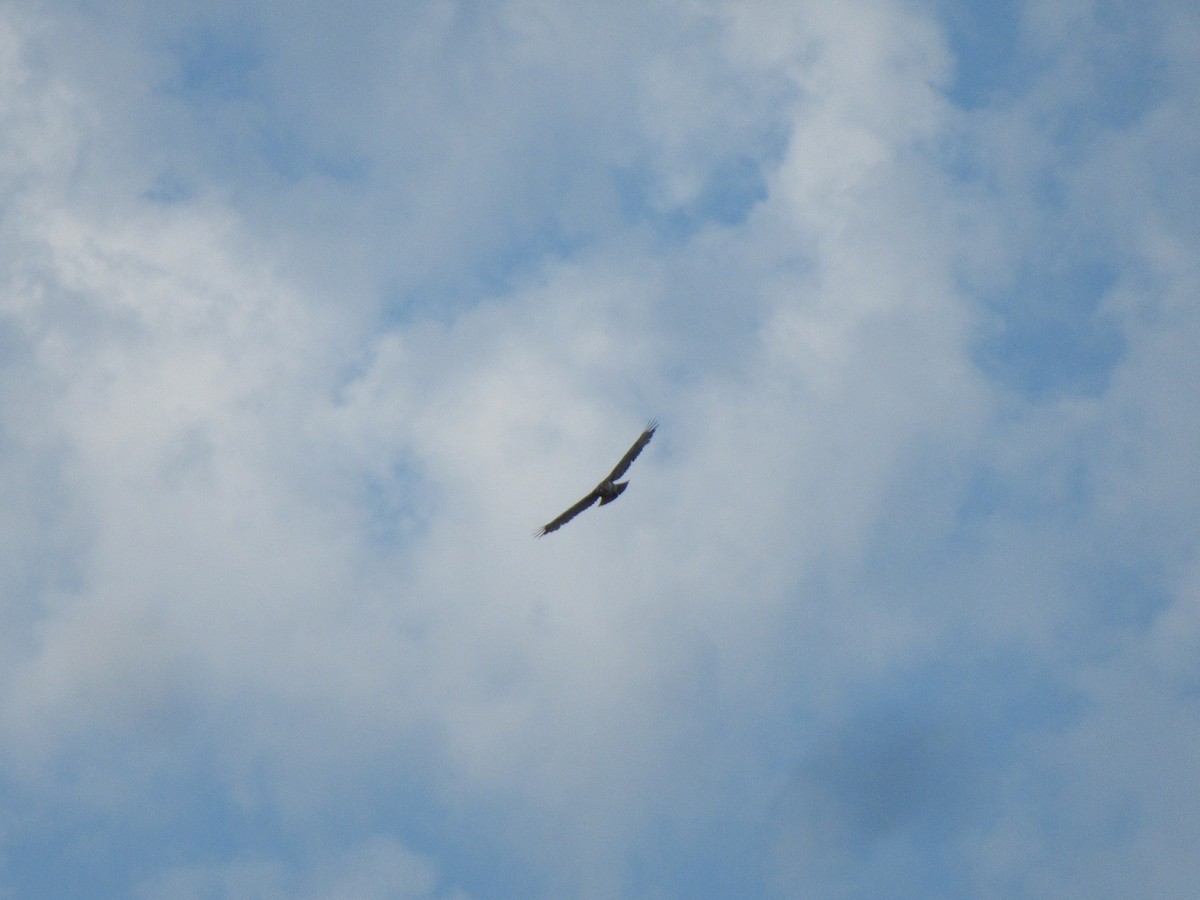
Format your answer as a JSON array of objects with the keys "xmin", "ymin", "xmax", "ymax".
[
  {"xmin": 536, "ymin": 489, "xmax": 601, "ymax": 537},
  {"xmin": 605, "ymin": 419, "xmax": 658, "ymax": 483}
]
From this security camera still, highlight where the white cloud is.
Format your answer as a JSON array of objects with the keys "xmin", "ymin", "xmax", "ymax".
[
  {"xmin": 1, "ymin": 0, "xmax": 1199, "ymax": 897},
  {"xmin": 133, "ymin": 834, "xmax": 462, "ymax": 900}
]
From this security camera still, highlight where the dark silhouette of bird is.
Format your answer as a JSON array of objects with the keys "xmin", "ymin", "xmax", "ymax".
[{"xmin": 535, "ymin": 420, "xmax": 658, "ymax": 536}]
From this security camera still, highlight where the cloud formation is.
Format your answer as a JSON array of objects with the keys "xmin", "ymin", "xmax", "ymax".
[{"xmin": 1, "ymin": 1, "xmax": 1199, "ymax": 897}]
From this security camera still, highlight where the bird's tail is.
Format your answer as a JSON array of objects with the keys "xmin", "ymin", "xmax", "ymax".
[{"xmin": 598, "ymin": 481, "xmax": 628, "ymax": 505}]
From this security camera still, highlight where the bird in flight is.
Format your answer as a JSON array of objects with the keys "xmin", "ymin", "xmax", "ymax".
[{"xmin": 535, "ymin": 419, "xmax": 658, "ymax": 537}]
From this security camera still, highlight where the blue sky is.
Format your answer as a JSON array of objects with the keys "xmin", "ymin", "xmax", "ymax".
[{"xmin": 1, "ymin": 1, "xmax": 1199, "ymax": 897}]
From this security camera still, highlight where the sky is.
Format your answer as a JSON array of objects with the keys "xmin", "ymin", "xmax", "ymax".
[{"xmin": 1, "ymin": 0, "xmax": 1198, "ymax": 897}]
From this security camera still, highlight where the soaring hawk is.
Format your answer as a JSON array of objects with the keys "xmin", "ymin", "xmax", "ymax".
[{"xmin": 535, "ymin": 420, "xmax": 657, "ymax": 536}]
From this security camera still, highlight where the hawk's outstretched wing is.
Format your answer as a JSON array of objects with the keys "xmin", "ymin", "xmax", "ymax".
[
  {"xmin": 536, "ymin": 489, "xmax": 601, "ymax": 537},
  {"xmin": 604, "ymin": 419, "xmax": 658, "ymax": 483}
]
